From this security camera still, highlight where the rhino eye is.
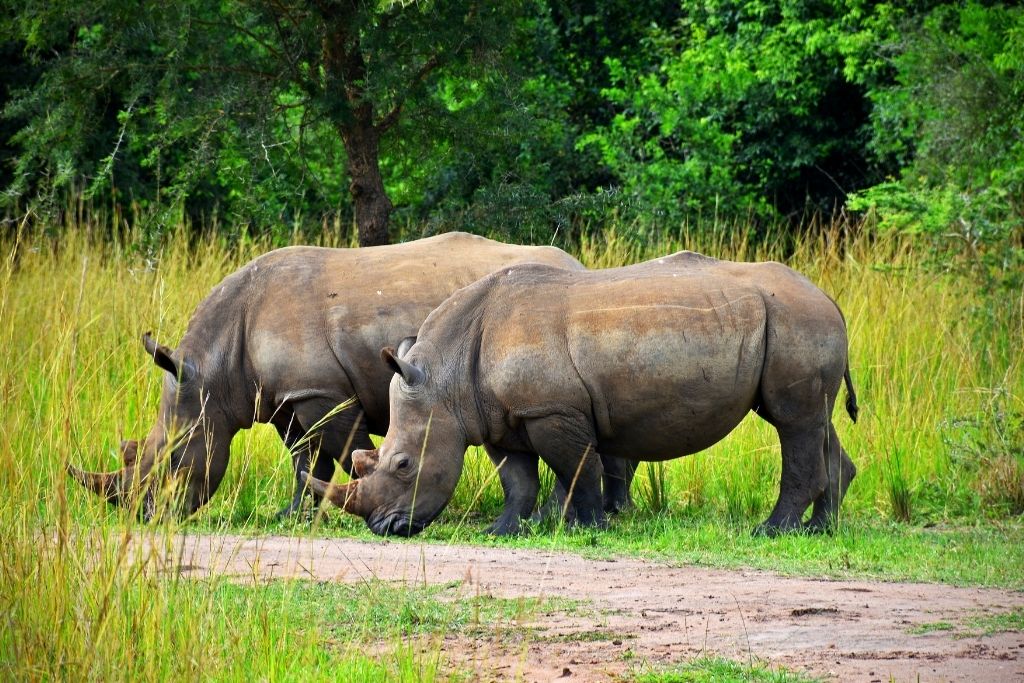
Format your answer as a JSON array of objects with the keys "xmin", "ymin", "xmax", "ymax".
[{"xmin": 395, "ymin": 457, "xmax": 410, "ymax": 471}]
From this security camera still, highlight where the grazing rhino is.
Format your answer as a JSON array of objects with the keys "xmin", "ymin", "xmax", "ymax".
[
  {"xmin": 67, "ymin": 232, "xmax": 585, "ymax": 519},
  {"xmin": 304, "ymin": 251, "xmax": 858, "ymax": 537}
]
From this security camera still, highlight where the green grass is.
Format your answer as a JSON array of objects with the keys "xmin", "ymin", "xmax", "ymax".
[
  {"xmin": 630, "ymin": 656, "xmax": 822, "ymax": 682},
  {"xmin": 1, "ymin": 527, "xmax": 460, "ymax": 681},
  {"xmin": 966, "ymin": 608, "xmax": 1024, "ymax": 636},
  {"xmin": 910, "ymin": 607, "xmax": 1024, "ymax": 637},
  {"xmin": 285, "ymin": 509, "xmax": 1024, "ymax": 588},
  {"xmin": 2, "ymin": 219, "xmax": 1023, "ymax": 679}
]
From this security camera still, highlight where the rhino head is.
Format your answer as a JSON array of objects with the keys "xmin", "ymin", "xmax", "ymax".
[
  {"xmin": 68, "ymin": 332, "xmax": 235, "ymax": 519},
  {"xmin": 304, "ymin": 341, "xmax": 468, "ymax": 536}
]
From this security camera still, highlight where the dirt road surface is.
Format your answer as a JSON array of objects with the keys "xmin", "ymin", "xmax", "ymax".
[{"xmin": 156, "ymin": 533, "xmax": 1023, "ymax": 682}]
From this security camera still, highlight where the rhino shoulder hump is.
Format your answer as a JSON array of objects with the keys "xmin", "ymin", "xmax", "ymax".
[
  {"xmin": 491, "ymin": 262, "xmax": 574, "ymax": 286},
  {"xmin": 660, "ymin": 250, "xmax": 719, "ymax": 266}
]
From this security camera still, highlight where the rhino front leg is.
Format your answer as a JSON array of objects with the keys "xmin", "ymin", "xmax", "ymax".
[
  {"xmin": 804, "ymin": 423, "xmax": 856, "ymax": 533},
  {"xmin": 482, "ymin": 445, "xmax": 540, "ymax": 535},
  {"xmin": 276, "ymin": 399, "xmax": 372, "ymax": 519},
  {"xmin": 536, "ymin": 453, "xmax": 634, "ymax": 523},
  {"xmin": 525, "ymin": 414, "xmax": 607, "ymax": 529},
  {"xmin": 756, "ymin": 424, "xmax": 829, "ymax": 536}
]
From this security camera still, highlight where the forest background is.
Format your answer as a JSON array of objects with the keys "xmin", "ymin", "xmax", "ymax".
[{"xmin": 1, "ymin": 0, "xmax": 1021, "ymax": 271}]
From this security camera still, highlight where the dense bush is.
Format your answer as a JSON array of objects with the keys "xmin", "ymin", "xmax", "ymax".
[{"xmin": 849, "ymin": 2, "xmax": 1024, "ymax": 294}]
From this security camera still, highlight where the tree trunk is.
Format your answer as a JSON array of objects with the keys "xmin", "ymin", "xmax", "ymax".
[
  {"xmin": 319, "ymin": 13, "xmax": 392, "ymax": 247},
  {"xmin": 341, "ymin": 115, "xmax": 392, "ymax": 246}
]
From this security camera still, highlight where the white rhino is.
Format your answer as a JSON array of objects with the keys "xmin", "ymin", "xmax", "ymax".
[
  {"xmin": 68, "ymin": 233, "xmax": 584, "ymax": 519},
  {"xmin": 306, "ymin": 251, "xmax": 858, "ymax": 536}
]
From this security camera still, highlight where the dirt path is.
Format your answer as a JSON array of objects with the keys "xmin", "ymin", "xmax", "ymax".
[{"xmin": 159, "ymin": 533, "xmax": 1023, "ymax": 682}]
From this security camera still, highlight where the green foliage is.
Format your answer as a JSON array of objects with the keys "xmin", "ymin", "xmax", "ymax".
[
  {"xmin": 850, "ymin": 2, "xmax": 1024, "ymax": 296},
  {"xmin": 2, "ymin": 0, "xmax": 525, "ymax": 241},
  {"xmin": 577, "ymin": 0, "xmax": 888, "ymax": 227},
  {"xmin": 4, "ymin": 0, "xmax": 1021, "ymax": 250},
  {"xmin": 943, "ymin": 388, "xmax": 1024, "ymax": 518}
]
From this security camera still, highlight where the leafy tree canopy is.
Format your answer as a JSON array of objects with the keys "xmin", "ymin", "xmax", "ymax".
[{"xmin": 3, "ymin": 0, "xmax": 524, "ymax": 244}]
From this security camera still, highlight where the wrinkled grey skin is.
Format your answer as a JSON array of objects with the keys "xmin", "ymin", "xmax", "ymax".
[
  {"xmin": 305, "ymin": 251, "xmax": 858, "ymax": 537},
  {"xmin": 67, "ymin": 232, "xmax": 584, "ymax": 519}
]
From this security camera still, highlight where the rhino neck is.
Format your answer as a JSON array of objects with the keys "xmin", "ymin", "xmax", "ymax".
[
  {"xmin": 177, "ymin": 310, "xmax": 255, "ymax": 433},
  {"xmin": 431, "ymin": 321, "xmax": 489, "ymax": 447}
]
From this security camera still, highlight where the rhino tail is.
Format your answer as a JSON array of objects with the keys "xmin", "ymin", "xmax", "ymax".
[
  {"xmin": 844, "ymin": 365, "xmax": 859, "ymax": 424},
  {"xmin": 824, "ymin": 294, "xmax": 858, "ymax": 424}
]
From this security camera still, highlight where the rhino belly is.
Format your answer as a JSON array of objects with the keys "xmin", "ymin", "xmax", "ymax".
[{"xmin": 568, "ymin": 295, "xmax": 767, "ymax": 460}]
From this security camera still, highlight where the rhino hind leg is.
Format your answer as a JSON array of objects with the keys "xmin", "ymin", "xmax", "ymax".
[
  {"xmin": 602, "ymin": 455, "xmax": 636, "ymax": 514},
  {"xmin": 755, "ymin": 423, "xmax": 829, "ymax": 537},
  {"xmin": 274, "ymin": 414, "xmax": 312, "ymax": 518},
  {"xmin": 804, "ymin": 423, "xmax": 856, "ymax": 533},
  {"xmin": 483, "ymin": 445, "xmax": 540, "ymax": 535}
]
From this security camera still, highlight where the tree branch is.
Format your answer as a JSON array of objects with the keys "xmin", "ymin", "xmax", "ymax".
[
  {"xmin": 264, "ymin": 0, "xmax": 316, "ymax": 94},
  {"xmin": 376, "ymin": 52, "xmax": 442, "ymax": 133},
  {"xmin": 192, "ymin": 16, "xmax": 285, "ymax": 64}
]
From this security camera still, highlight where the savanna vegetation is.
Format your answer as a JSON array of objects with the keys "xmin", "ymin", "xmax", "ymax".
[
  {"xmin": 2, "ymin": 0, "xmax": 1022, "ymax": 680},
  {"xmin": 1, "ymin": 216, "xmax": 1021, "ymax": 679}
]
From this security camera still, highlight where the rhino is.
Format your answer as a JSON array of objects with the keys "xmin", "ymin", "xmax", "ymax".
[
  {"xmin": 304, "ymin": 251, "xmax": 858, "ymax": 536},
  {"xmin": 67, "ymin": 232, "xmax": 585, "ymax": 519}
]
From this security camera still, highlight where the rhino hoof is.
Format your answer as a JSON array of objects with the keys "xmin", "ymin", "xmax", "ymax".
[
  {"xmin": 752, "ymin": 522, "xmax": 784, "ymax": 538},
  {"xmin": 484, "ymin": 516, "xmax": 524, "ymax": 536},
  {"xmin": 276, "ymin": 502, "xmax": 317, "ymax": 522},
  {"xmin": 802, "ymin": 516, "xmax": 837, "ymax": 535}
]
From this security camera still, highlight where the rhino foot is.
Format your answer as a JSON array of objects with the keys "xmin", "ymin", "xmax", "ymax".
[
  {"xmin": 530, "ymin": 494, "xmax": 569, "ymax": 524},
  {"xmin": 276, "ymin": 499, "xmax": 319, "ymax": 521},
  {"xmin": 802, "ymin": 513, "xmax": 839, "ymax": 535},
  {"xmin": 484, "ymin": 513, "xmax": 526, "ymax": 536},
  {"xmin": 751, "ymin": 517, "xmax": 805, "ymax": 537},
  {"xmin": 603, "ymin": 494, "xmax": 633, "ymax": 515}
]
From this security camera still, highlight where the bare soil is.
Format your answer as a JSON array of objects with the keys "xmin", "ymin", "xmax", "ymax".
[{"xmin": 158, "ymin": 533, "xmax": 1023, "ymax": 682}]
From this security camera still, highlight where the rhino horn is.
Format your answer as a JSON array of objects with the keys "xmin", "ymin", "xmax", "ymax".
[
  {"xmin": 301, "ymin": 472, "xmax": 363, "ymax": 515},
  {"xmin": 66, "ymin": 463, "xmax": 123, "ymax": 504}
]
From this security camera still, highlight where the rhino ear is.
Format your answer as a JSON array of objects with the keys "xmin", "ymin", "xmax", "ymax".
[
  {"xmin": 119, "ymin": 439, "xmax": 139, "ymax": 466},
  {"xmin": 381, "ymin": 346, "xmax": 425, "ymax": 387},
  {"xmin": 396, "ymin": 336, "xmax": 417, "ymax": 358},
  {"xmin": 142, "ymin": 332, "xmax": 195, "ymax": 382}
]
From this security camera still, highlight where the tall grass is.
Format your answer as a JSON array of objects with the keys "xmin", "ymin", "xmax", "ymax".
[
  {"xmin": 0, "ymin": 225, "xmax": 460, "ymax": 680},
  {"xmin": 2, "ymin": 216, "xmax": 1022, "ymax": 677}
]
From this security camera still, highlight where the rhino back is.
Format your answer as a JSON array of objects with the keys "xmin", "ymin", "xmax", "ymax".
[
  {"xmin": 237, "ymin": 236, "xmax": 581, "ymax": 430},
  {"xmin": 473, "ymin": 265, "xmax": 768, "ymax": 459}
]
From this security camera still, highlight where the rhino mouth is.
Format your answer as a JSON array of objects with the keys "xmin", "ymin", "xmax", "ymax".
[{"xmin": 367, "ymin": 510, "xmax": 427, "ymax": 537}]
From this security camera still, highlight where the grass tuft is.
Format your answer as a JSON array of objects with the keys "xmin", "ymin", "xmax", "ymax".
[
  {"xmin": 638, "ymin": 461, "xmax": 670, "ymax": 515},
  {"xmin": 631, "ymin": 655, "xmax": 823, "ymax": 682},
  {"xmin": 884, "ymin": 446, "xmax": 914, "ymax": 523}
]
